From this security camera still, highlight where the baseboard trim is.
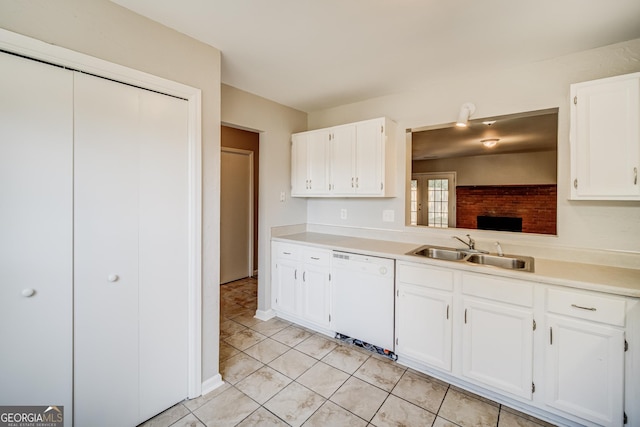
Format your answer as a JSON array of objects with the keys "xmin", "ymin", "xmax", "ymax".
[
  {"xmin": 201, "ymin": 374, "xmax": 224, "ymax": 396},
  {"xmin": 254, "ymin": 309, "xmax": 276, "ymax": 321}
]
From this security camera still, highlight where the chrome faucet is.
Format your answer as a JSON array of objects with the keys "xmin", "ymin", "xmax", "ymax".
[
  {"xmin": 453, "ymin": 234, "xmax": 489, "ymax": 253},
  {"xmin": 453, "ymin": 234, "xmax": 476, "ymax": 250}
]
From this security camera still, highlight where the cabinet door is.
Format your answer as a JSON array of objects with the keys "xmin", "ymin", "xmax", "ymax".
[
  {"xmin": 545, "ymin": 315, "xmax": 624, "ymax": 426},
  {"xmin": 291, "ymin": 133, "xmax": 309, "ymax": 196},
  {"xmin": 355, "ymin": 119, "xmax": 384, "ymax": 195},
  {"xmin": 329, "ymin": 125, "xmax": 357, "ymax": 195},
  {"xmin": 396, "ymin": 284, "xmax": 452, "ymax": 371},
  {"xmin": 571, "ymin": 73, "xmax": 640, "ymax": 200},
  {"xmin": 301, "ymin": 262, "xmax": 331, "ymax": 328},
  {"xmin": 272, "ymin": 258, "xmax": 299, "ymax": 316},
  {"xmin": 462, "ymin": 298, "xmax": 533, "ymax": 399},
  {"xmin": 0, "ymin": 53, "xmax": 74, "ymax": 426},
  {"xmin": 291, "ymin": 130, "xmax": 330, "ymax": 196},
  {"xmin": 307, "ymin": 130, "xmax": 330, "ymax": 195}
]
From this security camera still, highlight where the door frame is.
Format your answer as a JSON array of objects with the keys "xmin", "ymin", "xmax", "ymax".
[
  {"xmin": 221, "ymin": 147, "xmax": 254, "ymax": 281},
  {"xmin": 0, "ymin": 29, "xmax": 203, "ymax": 398}
]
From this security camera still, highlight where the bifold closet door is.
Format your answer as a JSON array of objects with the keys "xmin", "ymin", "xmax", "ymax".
[
  {"xmin": 74, "ymin": 72, "xmax": 189, "ymax": 426},
  {"xmin": 0, "ymin": 53, "xmax": 73, "ymax": 426}
]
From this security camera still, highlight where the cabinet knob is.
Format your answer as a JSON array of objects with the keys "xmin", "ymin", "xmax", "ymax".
[
  {"xmin": 21, "ymin": 288, "xmax": 36, "ymax": 297},
  {"xmin": 108, "ymin": 274, "xmax": 119, "ymax": 283}
]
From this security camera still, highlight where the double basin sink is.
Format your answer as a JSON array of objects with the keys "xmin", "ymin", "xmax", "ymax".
[{"xmin": 408, "ymin": 245, "xmax": 535, "ymax": 272}]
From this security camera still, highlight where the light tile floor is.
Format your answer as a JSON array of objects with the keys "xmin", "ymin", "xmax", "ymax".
[{"xmin": 141, "ymin": 277, "xmax": 557, "ymax": 427}]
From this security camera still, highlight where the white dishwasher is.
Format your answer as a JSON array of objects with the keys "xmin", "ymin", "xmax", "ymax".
[{"xmin": 331, "ymin": 251, "xmax": 395, "ymax": 352}]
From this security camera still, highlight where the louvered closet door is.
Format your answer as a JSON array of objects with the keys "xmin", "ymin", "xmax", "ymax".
[
  {"xmin": 73, "ymin": 72, "xmax": 189, "ymax": 426},
  {"xmin": 0, "ymin": 53, "xmax": 73, "ymax": 426}
]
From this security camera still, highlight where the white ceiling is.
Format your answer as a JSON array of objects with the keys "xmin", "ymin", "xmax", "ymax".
[{"xmin": 111, "ymin": 0, "xmax": 640, "ymax": 113}]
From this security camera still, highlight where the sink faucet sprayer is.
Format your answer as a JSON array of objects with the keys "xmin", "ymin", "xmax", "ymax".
[{"xmin": 495, "ymin": 241, "xmax": 504, "ymax": 257}]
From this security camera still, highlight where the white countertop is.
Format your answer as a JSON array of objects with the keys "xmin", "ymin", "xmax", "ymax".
[{"xmin": 273, "ymin": 232, "xmax": 640, "ymax": 298}]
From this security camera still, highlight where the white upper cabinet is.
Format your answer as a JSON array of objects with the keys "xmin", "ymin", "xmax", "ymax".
[
  {"xmin": 291, "ymin": 129, "xmax": 330, "ymax": 196},
  {"xmin": 570, "ymin": 72, "xmax": 640, "ymax": 200},
  {"xmin": 329, "ymin": 124, "xmax": 357, "ymax": 195},
  {"xmin": 291, "ymin": 117, "xmax": 396, "ymax": 197}
]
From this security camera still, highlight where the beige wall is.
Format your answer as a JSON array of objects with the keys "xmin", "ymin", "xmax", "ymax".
[
  {"xmin": 0, "ymin": 0, "xmax": 222, "ymax": 383},
  {"xmin": 221, "ymin": 84, "xmax": 308, "ymax": 315},
  {"xmin": 413, "ymin": 150, "xmax": 557, "ymax": 186},
  {"xmin": 307, "ymin": 38, "xmax": 640, "ymax": 253}
]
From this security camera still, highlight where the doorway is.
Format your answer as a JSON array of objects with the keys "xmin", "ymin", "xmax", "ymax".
[
  {"xmin": 411, "ymin": 172, "xmax": 456, "ymax": 228},
  {"xmin": 220, "ymin": 126, "xmax": 259, "ymax": 284}
]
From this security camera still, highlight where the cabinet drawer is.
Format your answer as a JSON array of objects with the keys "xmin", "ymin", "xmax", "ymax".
[
  {"xmin": 272, "ymin": 242, "xmax": 301, "ymax": 260},
  {"xmin": 547, "ymin": 288, "xmax": 626, "ymax": 326},
  {"xmin": 397, "ymin": 262, "xmax": 454, "ymax": 292},
  {"xmin": 302, "ymin": 248, "xmax": 331, "ymax": 266},
  {"xmin": 462, "ymin": 273, "xmax": 533, "ymax": 307}
]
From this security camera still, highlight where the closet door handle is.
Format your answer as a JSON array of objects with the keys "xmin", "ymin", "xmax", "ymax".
[
  {"xmin": 22, "ymin": 288, "xmax": 36, "ymax": 297},
  {"xmin": 446, "ymin": 304, "xmax": 449, "ymax": 320},
  {"xmin": 634, "ymin": 167, "xmax": 638, "ymax": 185}
]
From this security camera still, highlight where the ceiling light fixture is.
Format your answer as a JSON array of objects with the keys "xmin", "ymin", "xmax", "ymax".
[
  {"xmin": 456, "ymin": 102, "xmax": 476, "ymax": 128},
  {"xmin": 481, "ymin": 138, "xmax": 499, "ymax": 148}
]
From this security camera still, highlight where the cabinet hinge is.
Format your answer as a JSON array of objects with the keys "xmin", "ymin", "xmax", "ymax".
[
  {"xmin": 533, "ymin": 319, "xmax": 537, "ymax": 331},
  {"xmin": 624, "ymin": 411, "xmax": 628, "ymax": 424},
  {"xmin": 625, "ymin": 340, "xmax": 629, "ymax": 352},
  {"xmin": 532, "ymin": 382, "xmax": 536, "ymax": 393},
  {"xmin": 573, "ymin": 96, "xmax": 577, "ymax": 105}
]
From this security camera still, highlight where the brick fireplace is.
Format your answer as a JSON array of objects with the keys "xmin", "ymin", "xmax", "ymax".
[{"xmin": 456, "ymin": 185, "xmax": 557, "ymax": 235}]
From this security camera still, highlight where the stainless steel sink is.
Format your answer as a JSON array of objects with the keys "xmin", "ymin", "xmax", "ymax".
[
  {"xmin": 407, "ymin": 245, "xmax": 534, "ymax": 272},
  {"xmin": 409, "ymin": 246, "xmax": 466, "ymax": 261},
  {"xmin": 466, "ymin": 253, "xmax": 534, "ymax": 272}
]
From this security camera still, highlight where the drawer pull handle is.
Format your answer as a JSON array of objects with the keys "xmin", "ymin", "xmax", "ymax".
[
  {"xmin": 446, "ymin": 304, "xmax": 449, "ymax": 320},
  {"xmin": 464, "ymin": 308, "xmax": 467, "ymax": 324},
  {"xmin": 283, "ymin": 252, "xmax": 291, "ymax": 255},
  {"xmin": 310, "ymin": 257, "xmax": 320, "ymax": 260},
  {"xmin": 571, "ymin": 304, "xmax": 596, "ymax": 311}
]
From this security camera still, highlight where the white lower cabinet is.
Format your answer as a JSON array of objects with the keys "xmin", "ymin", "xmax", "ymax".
[
  {"xmin": 300, "ymin": 256, "xmax": 332, "ymax": 328},
  {"xmin": 461, "ymin": 298, "xmax": 534, "ymax": 400},
  {"xmin": 461, "ymin": 273, "xmax": 534, "ymax": 400},
  {"xmin": 394, "ymin": 260, "xmax": 638, "ymax": 426},
  {"xmin": 396, "ymin": 262, "xmax": 453, "ymax": 371},
  {"xmin": 544, "ymin": 288, "xmax": 626, "ymax": 426},
  {"xmin": 271, "ymin": 242, "xmax": 331, "ymax": 330}
]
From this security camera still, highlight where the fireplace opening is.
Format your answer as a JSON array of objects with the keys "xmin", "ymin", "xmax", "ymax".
[{"xmin": 477, "ymin": 216, "xmax": 523, "ymax": 232}]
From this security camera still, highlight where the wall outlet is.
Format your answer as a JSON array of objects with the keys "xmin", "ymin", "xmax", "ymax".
[
  {"xmin": 340, "ymin": 209, "xmax": 348, "ymax": 220},
  {"xmin": 382, "ymin": 209, "xmax": 395, "ymax": 222},
  {"xmin": 279, "ymin": 191, "xmax": 286, "ymax": 202}
]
